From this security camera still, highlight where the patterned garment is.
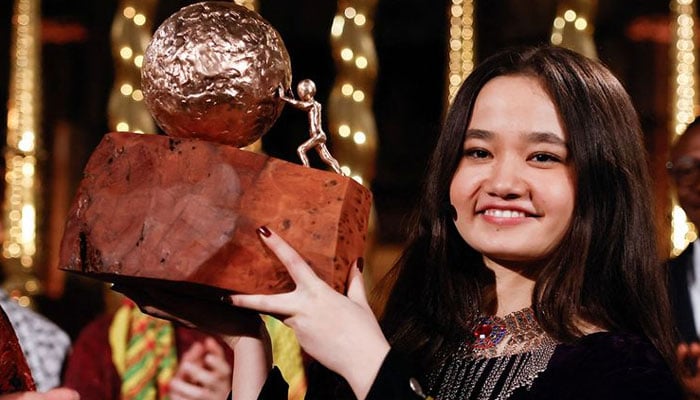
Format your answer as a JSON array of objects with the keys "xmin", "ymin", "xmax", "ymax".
[
  {"xmin": 110, "ymin": 302, "xmax": 177, "ymax": 400},
  {"xmin": 0, "ymin": 289, "xmax": 71, "ymax": 392}
]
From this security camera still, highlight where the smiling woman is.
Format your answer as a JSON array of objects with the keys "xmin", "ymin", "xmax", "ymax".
[
  {"xmin": 159, "ymin": 45, "xmax": 683, "ymax": 400},
  {"xmin": 450, "ymin": 75, "xmax": 575, "ymax": 271}
]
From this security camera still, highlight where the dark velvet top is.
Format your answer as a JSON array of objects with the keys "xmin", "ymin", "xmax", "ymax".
[{"xmin": 256, "ymin": 332, "xmax": 683, "ymax": 400}]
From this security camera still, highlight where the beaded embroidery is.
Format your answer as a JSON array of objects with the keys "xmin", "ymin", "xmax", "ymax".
[{"xmin": 426, "ymin": 307, "xmax": 557, "ymax": 400}]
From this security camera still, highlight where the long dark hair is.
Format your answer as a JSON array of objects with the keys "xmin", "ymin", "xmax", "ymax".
[{"xmin": 378, "ymin": 45, "xmax": 676, "ymax": 373}]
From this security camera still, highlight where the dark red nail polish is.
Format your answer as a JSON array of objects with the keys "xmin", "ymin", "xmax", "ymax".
[
  {"xmin": 257, "ymin": 226, "xmax": 271, "ymax": 237},
  {"xmin": 357, "ymin": 257, "xmax": 364, "ymax": 273}
]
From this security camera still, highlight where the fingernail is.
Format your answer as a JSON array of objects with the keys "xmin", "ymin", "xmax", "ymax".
[
  {"xmin": 357, "ymin": 257, "xmax": 364, "ymax": 273},
  {"xmin": 220, "ymin": 295, "xmax": 233, "ymax": 305},
  {"xmin": 257, "ymin": 225, "xmax": 271, "ymax": 237}
]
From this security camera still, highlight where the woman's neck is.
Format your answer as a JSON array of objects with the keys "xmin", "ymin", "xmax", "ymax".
[{"xmin": 483, "ymin": 257, "xmax": 537, "ymax": 317}]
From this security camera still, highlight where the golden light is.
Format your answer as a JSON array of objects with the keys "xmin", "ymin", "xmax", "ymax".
[
  {"xmin": 340, "ymin": 48, "xmax": 354, "ymax": 60},
  {"xmin": 120, "ymin": 83, "xmax": 134, "ymax": 95},
  {"xmin": 352, "ymin": 131, "xmax": 367, "ymax": 145},
  {"xmin": 331, "ymin": 16, "xmax": 345, "ymax": 36},
  {"xmin": 550, "ymin": 1, "xmax": 598, "ymax": 59},
  {"xmin": 131, "ymin": 89, "xmax": 144, "ymax": 101},
  {"xmin": 17, "ymin": 132, "xmax": 35, "ymax": 153},
  {"xmin": 120, "ymin": 46, "xmax": 133, "ymax": 59},
  {"xmin": 344, "ymin": 7, "xmax": 357, "ymax": 19},
  {"xmin": 551, "ymin": 33, "xmax": 563, "ymax": 45},
  {"xmin": 352, "ymin": 90, "xmax": 365, "ymax": 102},
  {"xmin": 574, "ymin": 18, "xmax": 587, "ymax": 30},
  {"xmin": 4, "ymin": 0, "xmax": 42, "ymax": 299},
  {"xmin": 133, "ymin": 13, "xmax": 146, "ymax": 26},
  {"xmin": 564, "ymin": 9, "xmax": 577, "ymax": 21},
  {"xmin": 670, "ymin": 0, "xmax": 698, "ymax": 255},
  {"xmin": 328, "ymin": 0, "xmax": 379, "ymax": 287},
  {"xmin": 123, "ymin": 6, "xmax": 135, "ymax": 18},
  {"xmin": 553, "ymin": 16, "xmax": 565, "ymax": 29},
  {"xmin": 338, "ymin": 124, "xmax": 351, "ymax": 137},
  {"xmin": 446, "ymin": 0, "xmax": 475, "ymax": 103},
  {"xmin": 107, "ymin": 0, "xmax": 157, "ymax": 134},
  {"xmin": 24, "ymin": 280, "xmax": 37, "ymax": 292},
  {"xmin": 17, "ymin": 296, "xmax": 30, "ymax": 307},
  {"xmin": 341, "ymin": 83, "xmax": 354, "ymax": 96}
]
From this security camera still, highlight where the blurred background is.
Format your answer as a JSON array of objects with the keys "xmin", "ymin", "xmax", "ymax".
[{"xmin": 0, "ymin": 0, "xmax": 690, "ymax": 338}]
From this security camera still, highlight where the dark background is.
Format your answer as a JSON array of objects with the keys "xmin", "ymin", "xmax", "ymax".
[{"xmin": 0, "ymin": 0, "xmax": 677, "ymax": 337}]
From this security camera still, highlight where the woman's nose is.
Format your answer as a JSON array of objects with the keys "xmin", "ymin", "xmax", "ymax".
[{"xmin": 484, "ymin": 158, "xmax": 527, "ymax": 199}]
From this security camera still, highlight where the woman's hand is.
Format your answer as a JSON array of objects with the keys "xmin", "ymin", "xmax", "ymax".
[
  {"xmin": 229, "ymin": 227, "xmax": 391, "ymax": 399},
  {"xmin": 169, "ymin": 338, "xmax": 232, "ymax": 400}
]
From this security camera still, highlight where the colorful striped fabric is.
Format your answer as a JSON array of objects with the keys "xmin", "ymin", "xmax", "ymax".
[
  {"xmin": 263, "ymin": 315, "xmax": 308, "ymax": 399},
  {"xmin": 110, "ymin": 302, "xmax": 178, "ymax": 400}
]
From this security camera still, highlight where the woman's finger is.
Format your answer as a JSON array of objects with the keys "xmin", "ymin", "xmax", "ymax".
[
  {"xmin": 203, "ymin": 337, "xmax": 225, "ymax": 357},
  {"xmin": 169, "ymin": 376, "xmax": 206, "ymax": 399},
  {"xmin": 174, "ymin": 342, "xmax": 205, "ymax": 381},
  {"xmin": 180, "ymin": 342, "xmax": 205, "ymax": 364},
  {"xmin": 229, "ymin": 291, "xmax": 298, "ymax": 316},
  {"xmin": 346, "ymin": 258, "xmax": 371, "ymax": 311},
  {"xmin": 257, "ymin": 226, "xmax": 321, "ymax": 286},
  {"xmin": 202, "ymin": 338, "xmax": 232, "ymax": 375},
  {"xmin": 178, "ymin": 362, "xmax": 217, "ymax": 387}
]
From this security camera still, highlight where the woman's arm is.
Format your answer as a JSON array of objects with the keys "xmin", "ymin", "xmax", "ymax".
[{"xmin": 222, "ymin": 329, "xmax": 273, "ymax": 400}]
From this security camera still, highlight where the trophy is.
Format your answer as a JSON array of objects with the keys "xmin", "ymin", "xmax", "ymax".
[{"xmin": 58, "ymin": 2, "xmax": 372, "ymax": 306}]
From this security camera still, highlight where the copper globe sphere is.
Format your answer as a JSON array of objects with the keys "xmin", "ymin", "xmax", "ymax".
[{"xmin": 141, "ymin": 1, "xmax": 292, "ymax": 147}]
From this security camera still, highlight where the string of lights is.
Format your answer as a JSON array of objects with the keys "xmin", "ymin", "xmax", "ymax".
[
  {"xmin": 670, "ymin": 0, "xmax": 698, "ymax": 255},
  {"xmin": 328, "ymin": 0, "xmax": 378, "ymax": 187},
  {"xmin": 550, "ymin": 0, "xmax": 598, "ymax": 59},
  {"xmin": 446, "ymin": 0, "xmax": 475, "ymax": 104},
  {"xmin": 108, "ymin": 0, "xmax": 158, "ymax": 134},
  {"xmin": 3, "ymin": 0, "xmax": 42, "ymax": 305}
]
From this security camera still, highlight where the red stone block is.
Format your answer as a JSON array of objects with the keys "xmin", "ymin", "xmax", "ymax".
[{"xmin": 59, "ymin": 132, "xmax": 371, "ymax": 302}]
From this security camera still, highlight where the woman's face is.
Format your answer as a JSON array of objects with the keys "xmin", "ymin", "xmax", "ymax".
[{"xmin": 449, "ymin": 75, "xmax": 575, "ymax": 266}]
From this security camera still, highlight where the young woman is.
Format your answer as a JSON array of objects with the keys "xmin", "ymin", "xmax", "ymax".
[{"xmin": 125, "ymin": 45, "xmax": 683, "ymax": 399}]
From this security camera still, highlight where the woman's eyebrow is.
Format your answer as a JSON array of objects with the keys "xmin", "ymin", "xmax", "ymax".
[
  {"xmin": 464, "ymin": 129, "xmax": 493, "ymax": 140},
  {"xmin": 524, "ymin": 131, "xmax": 567, "ymax": 146},
  {"xmin": 465, "ymin": 129, "xmax": 566, "ymax": 146}
]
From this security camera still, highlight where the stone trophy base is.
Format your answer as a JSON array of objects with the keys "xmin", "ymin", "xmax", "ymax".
[{"xmin": 59, "ymin": 132, "xmax": 372, "ymax": 306}]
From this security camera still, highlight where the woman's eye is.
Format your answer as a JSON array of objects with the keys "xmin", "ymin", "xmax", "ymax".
[
  {"xmin": 530, "ymin": 153, "xmax": 561, "ymax": 163},
  {"xmin": 464, "ymin": 149, "xmax": 490, "ymax": 159}
]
